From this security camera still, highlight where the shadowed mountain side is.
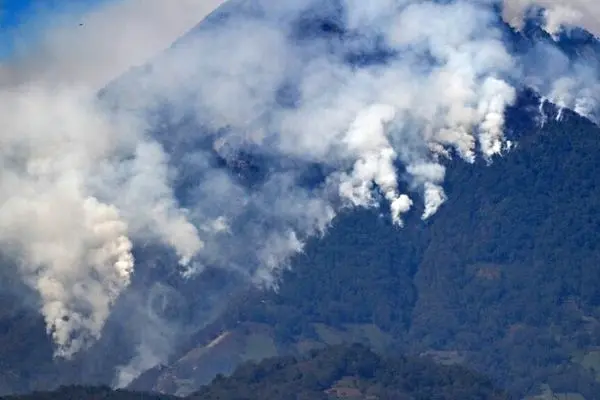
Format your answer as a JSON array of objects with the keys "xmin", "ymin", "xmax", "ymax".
[
  {"xmin": 0, "ymin": 386, "xmax": 175, "ymax": 400},
  {"xmin": 1, "ymin": 345, "xmax": 509, "ymax": 400},
  {"xmin": 188, "ymin": 344, "xmax": 510, "ymax": 400},
  {"xmin": 130, "ymin": 104, "xmax": 600, "ymax": 399}
]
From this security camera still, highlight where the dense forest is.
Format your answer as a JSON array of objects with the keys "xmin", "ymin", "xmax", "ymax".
[
  {"xmin": 130, "ymin": 101, "xmax": 600, "ymax": 400},
  {"xmin": 2, "ymin": 93, "xmax": 600, "ymax": 400},
  {"xmin": 2, "ymin": 345, "xmax": 509, "ymax": 400},
  {"xmin": 190, "ymin": 344, "xmax": 509, "ymax": 400}
]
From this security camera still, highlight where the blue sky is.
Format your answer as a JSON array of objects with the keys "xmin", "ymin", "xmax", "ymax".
[{"xmin": 0, "ymin": 0, "xmax": 108, "ymax": 58}]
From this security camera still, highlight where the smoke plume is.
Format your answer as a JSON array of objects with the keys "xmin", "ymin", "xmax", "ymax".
[
  {"xmin": 502, "ymin": 0, "xmax": 600, "ymax": 38},
  {"xmin": 1, "ymin": 0, "xmax": 600, "ymax": 386},
  {"xmin": 0, "ymin": 0, "xmax": 226, "ymax": 358}
]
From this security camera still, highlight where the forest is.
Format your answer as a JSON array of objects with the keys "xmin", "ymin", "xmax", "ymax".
[
  {"xmin": 2, "ymin": 92, "xmax": 600, "ymax": 400},
  {"xmin": 3, "ymin": 345, "xmax": 509, "ymax": 400},
  {"xmin": 136, "ymin": 100, "xmax": 600, "ymax": 399}
]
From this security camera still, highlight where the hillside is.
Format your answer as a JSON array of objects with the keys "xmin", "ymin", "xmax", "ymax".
[
  {"xmin": 0, "ymin": 386, "xmax": 173, "ymax": 400},
  {"xmin": 1, "ymin": 1, "xmax": 600, "ymax": 399},
  {"xmin": 2, "ymin": 345, "xmax": 509, "ymax": 400},
  {"xmin": 129, "ymin": 101, "xmax": 600, "ymax": 400},
  {"xmin": 189, "ymin": 344, "xmax": 509, "ymax": 400}
]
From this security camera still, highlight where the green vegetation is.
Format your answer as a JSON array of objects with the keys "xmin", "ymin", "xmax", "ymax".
[
  {"xmin": 2, "ymin": 345, "xmax": 508, "ymax": 400},
  {"xmin": 139, "ymin": 107, "xmax": 600, "ymax": 399},
  {"xmin": 2, "ymin": 95, "xmax": 600, "ymax": 399},
  {"xmin": 190, "ymin": 344, "xmax": 509, "ymax": 400},
  {"xmin": 0, "ymin": 386, "xmax": 175, "ymax": 400}
]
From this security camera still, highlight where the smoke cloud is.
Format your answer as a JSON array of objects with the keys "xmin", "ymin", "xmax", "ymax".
[
  {"xmin": 507, "ymin": 5, "xmax": 600, "ymax": 124},
  {"xmin": 0, "ymin": 0, "xmax": 226, "ymax": 358},
  {"xmin": 1, "ymin": 0, "xmax": 600, "ymax": 386},
  {"xmin": 502, "ymin": 0, "xmax": 600, "ymax": 38}
]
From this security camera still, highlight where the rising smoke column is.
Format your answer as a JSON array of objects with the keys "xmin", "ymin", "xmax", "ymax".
[
  {"xmin": 0, "ymin": 0, "xmax": 226, "ymax": 358},
  {"xmin": 0, "ymin": 82, "xmax": 205, "ymax": 358},
  {"xmin": 502, "ymin": 0, "xmax": 600, "ymax": 124},
  {"xmin": 0, "ymin": 85, "xmax": 136, "ymax": 357},
  {"xmin": 338, "ymin": 104, "xmax": 413, "ymax": 225}
]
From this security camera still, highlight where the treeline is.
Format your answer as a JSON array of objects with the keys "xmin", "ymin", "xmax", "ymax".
[
  {"xmin": 190, "ymin": 344, "xmax": 509, "ymax": 400},
  {"xmin": 211, "ymin": 106, "xmax": 600, "ymax": 398},
  {"xmin": 0, "ymin": 385, "xmax": 174, "ymax": 400},
  {"xmin": 2, "ymin": 344, "xmax": 509, "ymax": 400}
]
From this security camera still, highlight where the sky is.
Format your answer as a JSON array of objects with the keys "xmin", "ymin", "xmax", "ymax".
[
  {"xmin": 0, "ymin": 0, "xmax": 228, "ymax": 88},
  {"xmin": 0, "ymin": 0, "xmax": 107, "ymax": 58}
]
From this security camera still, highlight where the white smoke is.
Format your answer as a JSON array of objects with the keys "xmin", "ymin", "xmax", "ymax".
[
  {"xmin": 478, "ymin": 77, "xmax": 517, "ymax": 157},
  {"xmin": 94, "ymin": 140, "xmax": 204, "ymax": 269},
  {"xmin": 499, "ymin": 1, "xmax": 600, "ymax": 124},
  {"xmin": 548, "ymin": 75, "xmax": 600, "ymax": 121},
  {"xmin": 0, "ymin": 0, "xmax": 519, "ymax": 359},
  {"xmin": 153, "ymin": 0, "xmax": 518, "ymax": 230},
  {"xmin": 106, "ymin": 0, "xmax": 522, "ymax": 375},
  {"xmin": 0, "ymin": 82, "xmax": 205, "ymax": 357},
  {"xmin": 519, "ymin": 38, "xmax": 600, "ymax": 124},
  {"xmin": 338, "ymin": 104, "xmax": 412, "ymax": 226},
  {"xmin": 0, "ymin": 0, "xmax": 226, "ymax": 358},
  {"xmin": 502, "ymin": 0, "xmax": 600, "ymax": 38},
  {"xmin": 405, "ymin": 163, "xmax": 447, "ymax": 220}
]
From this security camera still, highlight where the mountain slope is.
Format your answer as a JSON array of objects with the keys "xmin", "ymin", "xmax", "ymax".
[
  {"xmin": 3, "ymin": 345, "xmax": 508, "ymax": 400},
  {"xmin": 189, "ymin": 344, "xmax": 510, "ymax": 400},
  {"xmin": 406, "ymin": 108, "xmax": 600, "ymax": 397},
  {"xmin": 2, "ymin": 1, "xmax": 600, "ymax": 399},
  {"xmin": 130, "ymin": 102, "xmax": 600, "ymax": 399},
  {"xmin": 85, "ymin": 7, "xmax": 600, "ymax": 399},
  {"xmin": 0, "ymin": 386, "xmax": 174, "ymax": 400}
]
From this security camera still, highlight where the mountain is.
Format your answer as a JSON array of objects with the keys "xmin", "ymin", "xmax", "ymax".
[
  {"xmin": 1, "ymin": 0, "xmax": 600, "ymax": 399},
  {"xmin": 128, "ymin": 98, "xmax": 600, "ymax": 400},
  {"xmin": 118, "ymin": 6, "xmax": 600, "ymax": 397}
]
